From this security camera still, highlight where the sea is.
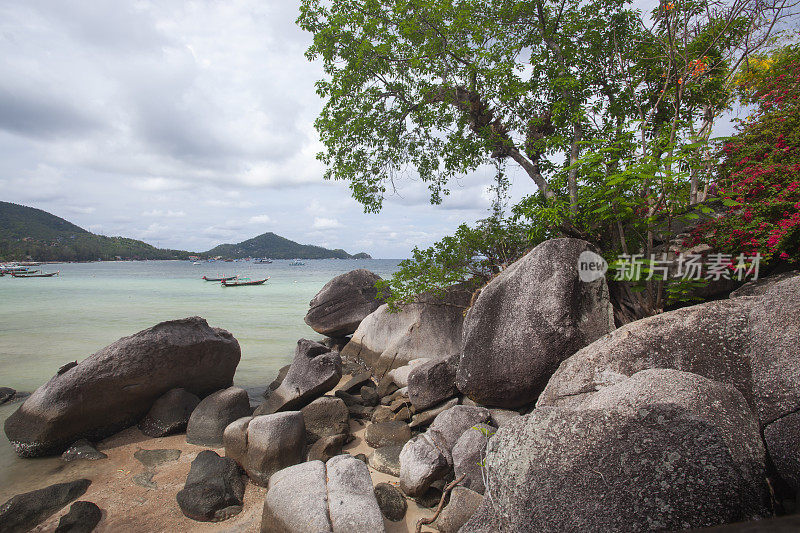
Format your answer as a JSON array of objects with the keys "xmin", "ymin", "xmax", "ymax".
[{"xmin": 0, "ymin": 258, "xmax": 399, "ymax": 489}]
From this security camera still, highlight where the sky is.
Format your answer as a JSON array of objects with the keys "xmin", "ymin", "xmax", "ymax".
[{"xmin": 0, "ymin": 0, "xmax": 540, "ymax": 258}]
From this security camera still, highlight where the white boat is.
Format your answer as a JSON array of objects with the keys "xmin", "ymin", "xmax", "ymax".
[{"xmin": 289, "ymin": 259, "xmax": 305, "ymax": 266}]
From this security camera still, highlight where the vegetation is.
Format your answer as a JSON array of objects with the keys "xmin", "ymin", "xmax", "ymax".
[
  {"xmin": 203, "ymin": 232, "xmax": 370, "ymax": 260},
  {"xmin": 299, "ymin": 0, "xmax": 798, "ymax": 315},
  {"xmin": 0, "ymin": 202, "xmax": 193, "ymax": 262}
]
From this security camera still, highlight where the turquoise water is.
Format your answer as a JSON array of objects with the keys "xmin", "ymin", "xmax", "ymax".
[{"xmin": 0, "ymin": 259, "xmax": 398, "ymax": 488}]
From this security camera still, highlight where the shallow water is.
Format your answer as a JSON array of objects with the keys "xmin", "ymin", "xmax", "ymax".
[{"xmin": 0, "ymin": 259, "xmax": 398, "ymax": 490}]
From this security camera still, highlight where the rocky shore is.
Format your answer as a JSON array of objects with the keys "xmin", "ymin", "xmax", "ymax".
[{"xmin": 2, "ymin": 242, "xmax": 799, "ymax": 532}]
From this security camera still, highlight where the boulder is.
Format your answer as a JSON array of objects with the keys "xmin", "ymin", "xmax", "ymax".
[
  {"xmin": 398, "ymin": 433, "xmax": 449, "ymax": 497},
  {"xmin": 341, "ymin": 372, "xmax": 376, "ymax": 393},
  {"xmin": 223, "ymin": 412, "xmax": 306, "ymax": 486},
  {"xmin": 307, "ymin": 433, "xmax": 348, "ymax": 462},
  {"xmin": 61, "ymin": 439, "xmax": 107, "ymax": 462},
  {"xmin": 138, "ymin": 388, "xmax": 200, "ymax": 437},
  {"xmin": 409, "ymin": 398, "xmax": 459, "ymax": 429},
  {"xmin": 0, "ymin": 479, "xmax": 91, "ymax": 533},
  {"xmin": 457, "ymin": 498, "xmax": 502, "ymax": 533},
  {"xmin": 427, "ymin": 405, "xmax": 491, "ymax": 456},
  {"xmin": 261, "ymin": 461, "xmax": 331, "ymax": 533},
  {"xmin": 3, "ymin": 317, "xmax": 240, "ymax": 457},
  {"xmin": 186, "ymin": 387, "xmax": 251, "ymax": 446},
  {"xmin": 730, "ymin": 270, "xmax": 799, "ymax": 298},
  {"xmin": 482, "ymin": 382, "xmax": 769, "ymax": 531},
  {"xmin": 340, "ymin": 283, "xmax": 472, "ymax": 373},
  {"xmin": 256, "ymin": 339, "xmax": 342, "ymax": 415},
  {"xmin": 488, "ymin": 408, "xmax": 521, "ymax": 428},
  {"xmin": 763, "ymin": 412, "xmax": 800, "ymax": 492},
  {"xmin": 387, "ymin": 359, "xmax": 430, "ymax": 389},
  {"xmin": 263, "ymin": 365, "xmax": 290, "ymax": 399},
  {"xmin": 300, "ymin": 396, "xmax": 349, "ymax": 443},
  {"xmin": 374, "ymin": 482, "xmax": 407, "ymax": 522},
  {"xmin": 368, "ymin": 445, "xmax": 403, "ymax": 476},
  {"xmin": 261, "ymin": 457, "xmax": 386, "ymax": 533},
  {"xmin": 176, "ymin": 450, "xmax": 245, "ymax": 522},
  {"xmin": 360, "ymin": 386, "xmax": 380, "ymax": 407},
  {"xmin": 326, "ymin": 455, "xmax": 386, "ymax": 532},
  {"xmin": 54, "ymin": 501, "xmax": 102, "ymax": 533},
  {"xmin": 304, "ymin": 269, "xmax": 385, "ymax": 337},
  {"xmin": 133, "ymin": 448, "xmax": 181, "ymax": 469},
  {"xmin": 407, "ymin": 355, "xmax": 458, "ymax": 411},
  {"xmin": 457, "ymin": 239, "xmax": 615, "ymax": 408},
  {"xmin": 696, "ymin": 515, "xmax": 800, "ymax": 532},
  {"xmin": 371, "ymin": 406, "xmax": 395, "ymax": 424},
  {"xmin": 452, "ymin": 423, "xmax": 496, "ymax": 494},
  {"xmin": 364, "ymin": 421, "xmax": 411, "ymax": 448},
  {"xmin": 433, "ymin": 486, "xmax": 483, "ymax": 533}
]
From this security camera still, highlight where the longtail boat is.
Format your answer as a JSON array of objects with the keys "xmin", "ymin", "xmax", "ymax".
[
  {"xmin": 202, "ymin": 275, "xmax": 238, "ymax": 282},
  {"xmin": 12, "ymin": 271, "xmax": 59, "ymax": 278},
  {"xmin": 221, "ymin": 277, "xmax": 269, "ymax": 287}
]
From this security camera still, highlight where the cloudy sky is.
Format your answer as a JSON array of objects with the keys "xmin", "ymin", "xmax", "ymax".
[{"xmin": 0, "ymin": 0, "xmax": 542, "ymax": 258}]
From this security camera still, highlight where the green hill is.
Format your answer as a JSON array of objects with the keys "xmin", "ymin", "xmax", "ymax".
[
  {"xmin": 0, "ymin": 201, "xmax": 193, "ymax": 262},
  {"xmin": 205, "ymin": 232, "xmax": 370, "ymax": 260}
]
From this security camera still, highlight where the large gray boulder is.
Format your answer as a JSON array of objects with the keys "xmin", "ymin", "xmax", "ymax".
[
  {"xmin": 304, "ymin": 269, "xmax": 385, "ymax": 337},
  {"xmin": 186, "ymin": 387, "xmax": 251, "ymax": 446},
  {"xmin": 223, "ymin": 412, "xmax": 306, "ymax": 486},
  {"xmin": 4, "ymin": 317, "xmax": 240, "ymax": 457},
  {"xmin": 407, "ymin": 355, "xmax": 458, "ymax": 411},
  {"xmin": 340, "ymin": 284, "xmax": 472, "ymax": 373},
  {"xmin": 452, "ymin": 423, "xmax": 495, "ymax": 494},
  {"xmin": 763, "ymin": 411, "xmax": 800, "ymax": 492},
  {"xmin": 483, "ymin": 372, "xmax": 770, "ymax": 532},
  {"xmin": 256, "ymin": 339, "xmax": 342, "ymax": 415},
  {"xmin": 457, "ymin": 239, "xmax": 615, "ymax": 408},
  {"xmin": 261, "ymin": 457, "xmax": 386, "ymax": 533}
]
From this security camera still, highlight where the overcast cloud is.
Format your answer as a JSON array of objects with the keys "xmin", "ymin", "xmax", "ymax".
[{"xmin": 0, "ymin": 0, "xmax": 540, "ymax": 257}]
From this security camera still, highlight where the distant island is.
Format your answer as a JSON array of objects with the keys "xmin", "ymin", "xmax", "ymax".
[{"xmin": 0, "ymin": 202, "xmax": 371, "ymax": 262}]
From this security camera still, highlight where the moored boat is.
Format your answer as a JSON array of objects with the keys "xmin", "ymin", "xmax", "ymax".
[
  {"xmin": 221, "ymin": 276, "xmax": 269, "ymax": 287},
  {"xmin": 11, "ymin": 271, "xmax": 59, "ymax": 278},
  {"xmin": 289, "ymin": 259, "xmax": 305, "ymax": 266},
  {"xmin": 202, "ymin": 275, "xmax": 238, "ymax": 282}
]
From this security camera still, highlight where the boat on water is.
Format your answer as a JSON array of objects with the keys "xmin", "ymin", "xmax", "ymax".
[
  {"xmin": 289, "ymin": 259, "xmax": 305, "ymax": 266},
  {"xmin": 11, "ymin": 271, "xmax": 59, "ymax": 278},
  {"xmin": 254, "ymin": 258, "xmax": 273, "ymax": 263},
  {"xmin": 202, "ymin": 275, "xmax": 238, "ymax": 282},
  {"xmin": 221, "ymin": 276, "xmax": 269, "ymax": 287}
]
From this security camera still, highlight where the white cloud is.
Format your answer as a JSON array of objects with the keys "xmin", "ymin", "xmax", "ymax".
[
  {"xmin": 249, "ymin": 214, "xmax": 272, "ymax": 224},
  {"xmin": 142, "ymin": 209, "xmax": 186, "ymax": 217},
  {"xmin": 312, "ymin": 217, "xmax": 341, "ymax": 229}
]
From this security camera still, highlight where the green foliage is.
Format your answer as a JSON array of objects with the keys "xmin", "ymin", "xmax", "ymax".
[{"xmin": 376, "ymin": 213, "xmax": 534, "ymax": 310}]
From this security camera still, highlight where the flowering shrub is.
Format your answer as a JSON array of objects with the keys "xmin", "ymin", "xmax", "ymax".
[{"xmin": 688, "ymin": 46, "xmax": 800, "ymax": 264}]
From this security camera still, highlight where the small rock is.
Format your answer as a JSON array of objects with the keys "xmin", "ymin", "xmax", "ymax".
[
  {"xmin": 364, "ymin": 421, "xmax": 411, "ymax": 448},
  {"xmin": 348, "ymin": 404, "xmax": 373, "ymax": 420},
  {"xmin": 434, "ymin": 487, "xmax": 484, "ymax": 533},
  {"xmin": 389, "ymin": 396, "xmax": 411, "ymax": 413},
  {"xmin": 61, "ymin": 440, "xmax": 107, "ymax": 462},
  {"xmin": 185, "ymin": 387, "xmax": 251, "ymax": 446},
  {"xmin": 371, "ymin": 405, "xmax": 395, "ymax": 424},
  {"xmin": 353, "ymin": 453, "xmax": 368, "ymax": 464},
  {"xmin": 133, "ymin": 449, "xmax": 181, "ymax": 469},
  {"xmin": 360, "ymin": 386, "xmax": 379, "ymax": 407},
  {"xmin": 0, "ymin": 387, "xmax": 16, "ymax": 405},
  {"xmin": 54, "ymin": 501, "xmax": 102, "ymax": 533},
  {"xmin": 488, "ymin": 408, "xmax": 521, "ymax": 427},
  {"xmin": 388, "ymin": 359, "xmax": 430, "ymax": 388},
  {"xmin": 394, "ymin": 406, "xmax": 412, "ymax": 422},
  {"xmin": 307, "ymin": 433, "xmax": 348, "ymax": 462},
  {"xmin": 341, "ymin": 372, "xmax": 376, "ymax": 393},
  {"xmin": 374, "ymin": 482, "xmax": 407, "ymax": 521},
  {"xmin": 409, "ymin": 398, "xmax": 459, "ymax": 429},
  {"xmin": 376, "ymin": 376, "xmax": 399, "ymax": 398},
  {"xmin": 132, "ymin": 471, "xmax": 157, "ymax": 489},
  {"xmin": 176, "ymin": 450, "xmax": 244, "ymax": 522},
  {"xmin": 368, "ymin": 446, "xmax": 402, "ymax": 477},
  {"xmin": 0, "ymin": 479, "xmax": 91, "ymax": 533},
  {"xmin": 413, "ymin": 486, "xmax": 444, "ymax": 509},
  {"xmin": 300, "ymin": 396, "xmax": 350, "ymax": 443},
  {"xmin": 138, "ymin": 388, "xmax": 200, "ymax": 437},
  {"xmin": 335, "ymin": 389, "xmax": 364, "ymax": 407}
]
